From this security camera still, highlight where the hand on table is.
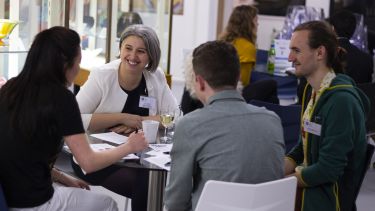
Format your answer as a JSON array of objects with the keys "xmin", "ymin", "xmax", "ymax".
[
  {"xmin": 126, "ymin": 131, "xmax": 148, "ymax": 153},
  {"xmin": 122, "ymin": 114, "xmax": 142, "ymax": 129},
  {"xmin": 110, "ymin": 125, "xmax": 135, "ymax": 135}
]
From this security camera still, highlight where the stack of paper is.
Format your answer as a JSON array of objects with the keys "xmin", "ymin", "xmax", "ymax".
[
  {"xmin": 143, "ymin": 144, "xmax": 173, "ymax": 171},
  {"xmin": 144, "ymin": 155, "xmax": 171, "ymax": 171},
  {"xmin": 148, "ymin": 144, "xmax": 172, "ymax": 153}
]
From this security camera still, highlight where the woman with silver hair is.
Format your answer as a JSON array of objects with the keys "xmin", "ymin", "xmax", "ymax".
[{"xmin": 72, "ymin": 24, "xmax": 177, "ymax": 211}]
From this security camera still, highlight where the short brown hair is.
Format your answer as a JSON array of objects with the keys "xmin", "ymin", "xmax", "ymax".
[{"xmin": 192, "ymin": 41, "xmax": 240, "ymax": 89}]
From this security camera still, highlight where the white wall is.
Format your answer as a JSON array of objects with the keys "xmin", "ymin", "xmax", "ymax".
[
  {"xmin": 306, "ymin": 0, "xmax": 330, "ymax": 18},
  {"xmin": 169, "ymin": 0, "xmax": 286, "ymax": 86},
  {"xmin": 170, "ymin": 1, "xmax": 218, "ymax": 81},
  {"xmin": 257, "ymin": 15, "xmax": 285, "ymax": 50}
]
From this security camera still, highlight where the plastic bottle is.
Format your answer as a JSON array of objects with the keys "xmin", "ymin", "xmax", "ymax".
[{"xmin": 267, "ymin": 39, "xmax": 276, "ymax": 74}]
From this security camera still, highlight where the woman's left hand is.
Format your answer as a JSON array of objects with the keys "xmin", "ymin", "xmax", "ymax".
[
  {"xmin": 63, "ymin": 174, "xmax": 91, "ymax": 190},
  {"xmin": 110, "ymin": 125, "xmax": 135, "ymax": 134},
  {"xmin": 52, "ymin": 168, "xmax": 90, "ymax": 190}
]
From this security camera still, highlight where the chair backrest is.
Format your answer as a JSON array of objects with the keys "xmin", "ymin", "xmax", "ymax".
[
  {"xmin": 357, "ymin": 83, "xmax": 375, "ymax": 136},
  {"xmin": 0, "ymin": 184, "xmax": 8, "ymax": 211},
  {"xmin": 242, "ymin": 79, "xmax": 279, "ymax": 104},
  {"xmin": 250, "ymin": 100, "xmax": 301, "ymax": 153},
  {"xmin": 256, "ymin": 49, "xmax": 268, "ymax": 65},
  {"xmin": 250, "ymin": 71, "xmax": 298, "ymax": 99},
  {"xmin": 353, "ymin": 144, "xmax": 375, "ymax": 211},
  {"xmin": 195, "ymin": 177, "xmax": 297, "ymax": 211}
]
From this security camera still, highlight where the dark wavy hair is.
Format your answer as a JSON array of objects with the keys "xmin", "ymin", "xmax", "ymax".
[
  {"xmin": 220, "ymin": 5, "xmax": 258, "ymax": 44},
  {"xmin": 0, "ymin": 26, "xmax": 81, "ymax": 141},
  {"xmin": 294, "ymin": 21, "xmax": 344, "ymax": 73}
]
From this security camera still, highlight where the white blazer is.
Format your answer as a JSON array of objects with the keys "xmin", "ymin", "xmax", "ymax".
[{"xmin": 76, "ymin": 59, "xmax": 178, "ymax": 131}]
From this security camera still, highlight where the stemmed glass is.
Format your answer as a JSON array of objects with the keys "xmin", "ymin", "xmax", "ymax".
[
  {"xmin": 167, "ymin": 106, "xmax": 183, "ymax": 139},
  {"xmin": 160, "ymin": 107, "xmax": 175, "ymax": 143}
]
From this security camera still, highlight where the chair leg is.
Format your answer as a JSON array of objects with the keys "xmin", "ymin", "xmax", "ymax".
[
  {"xmin": 369, "ymin": 136, "xmax": 375, "ymax": 168},
  {"xmin": 124, "ymin": 197, "xmax": 129, "ymax": 211}
]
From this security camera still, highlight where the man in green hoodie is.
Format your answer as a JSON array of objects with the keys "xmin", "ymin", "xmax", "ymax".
[{"xmin": 285, "ymin": 21, "xmax": 370, "ymax": 211}]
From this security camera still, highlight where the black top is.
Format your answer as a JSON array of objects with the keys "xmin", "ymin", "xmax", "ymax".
[
  {"xmin": 339, "ymin": 38, "xmax": 373, "ymax": 84},
  {"xmin": 180, "ymin": 88, "xmax": 203, "ymax": 115},
  {"xmin": 0, "ymin": 86, "xmax": 84, "ymax": 208},
  {"xmin": 121, "ymin": 75, "xmax": 149, "ymax": 116}
]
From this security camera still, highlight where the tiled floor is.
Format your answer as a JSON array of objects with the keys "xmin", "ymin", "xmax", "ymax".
[{"xmin": 356, "ymin": 147, "xmax": 375, "ymax": 211}]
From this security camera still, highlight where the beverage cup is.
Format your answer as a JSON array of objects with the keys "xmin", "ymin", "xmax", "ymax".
[{"xmin": 142, "ymin": 120, "xmax": 159, "ymax": 144}]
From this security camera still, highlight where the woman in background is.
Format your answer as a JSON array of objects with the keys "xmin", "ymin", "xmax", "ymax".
[
  {"xmin": 220, "ymin": 5, "xmax": 259, "ymax": 86},
  {"xmin": 0, "ymin": 26, "xmax": 148, "ymax": 211}
]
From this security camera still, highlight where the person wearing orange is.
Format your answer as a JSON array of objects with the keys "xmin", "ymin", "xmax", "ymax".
[{"xmin": 220, "ymin": 5, "xmax": 258, "ymax": 86}]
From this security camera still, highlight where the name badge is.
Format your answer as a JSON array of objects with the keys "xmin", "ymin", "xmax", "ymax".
[
  {"xmin": 303, "ymin": 119, "xmax": 322, "ymax": 136},
  {"xmin": 139, "ymin": 96, "xmax": 156, "ymax": 110}
]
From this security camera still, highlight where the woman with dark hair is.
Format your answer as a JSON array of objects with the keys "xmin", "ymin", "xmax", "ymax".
[
  {"xmin": 220, "ymin": 5, "xmax": 259, "ymax": 86},
  {"xmin": 0, "ymin": 26, "xmax": 148, "ymax": 211}
]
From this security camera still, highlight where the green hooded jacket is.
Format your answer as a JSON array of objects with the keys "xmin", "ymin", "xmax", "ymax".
[{"xmin": 287, "ymin": 74, "xmax": 370, "ymax": 211}]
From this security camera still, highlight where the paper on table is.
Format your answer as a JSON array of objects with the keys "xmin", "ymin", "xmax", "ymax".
[
  {"xmin": 145, "ymin": 150, "xmax": 165, "ymax": 156},
  {"xmin": 64, "ymin": 143, "xmax": 138, "ymax": 160},
  {"xmin": 148, "ymin": 144, "xmax": 172, "ymax": 153},
  {"xmin": 144, "ymin": 155, "xmax": 171, "ymax": 171},
  {"xmin": 90, "ymin": 143, "xmax": 139, "ymax": 160},
  {"xmin": 90, "ymin": 132, "xmax": 128, "ymax": 145}
]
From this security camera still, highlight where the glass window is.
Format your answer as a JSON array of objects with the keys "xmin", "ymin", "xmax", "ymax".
[
  {"xmin": 69, "ymin": 0, "xmax": 107, "ymax": 71},
  {"xmin": 0, "ymin": 0, "xmax": 65, "ymax": 79},
  {"xmin": 111, "ymin": 0, "xmax": 172, "ymax": 72}
]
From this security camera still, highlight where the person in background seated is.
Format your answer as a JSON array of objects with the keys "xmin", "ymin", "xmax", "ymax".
[
  {"xmin": 0, "ymin": 26, "xmax": 148, "ymax": 211},
  {"xmin": 329, "ymin": 9, "xmax": 373, "ymax": 84},
  {"xmin": 220, "ymin": 5, "xmax": 259, "ymax": 86},
  {"xmin": 180, "ymin": 52, "xmax": 203, "ymax": 114},
  {"xmin": 164, "ymin": 41, "xmax": 285, "ymax": 211},
  {"xmin": 285, "ymin": 21, "xmax": 369, "ymax": 211},
  {"xmin": 73, "ymin": 24, "xmax": 177, "ymax": 211}
]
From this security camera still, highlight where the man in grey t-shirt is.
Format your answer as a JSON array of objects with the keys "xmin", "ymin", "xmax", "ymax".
[{"xmin": 164, "ymin": 41, "xmax": 285, "ymax": 211}]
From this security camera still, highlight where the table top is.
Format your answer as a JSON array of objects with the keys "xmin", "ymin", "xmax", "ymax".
[{"xmin": 89, "ymin": 134, "xmax": 169, "ymax": 172}]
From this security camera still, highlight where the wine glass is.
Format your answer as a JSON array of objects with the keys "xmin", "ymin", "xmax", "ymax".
[
  {"xmin": 167, "ymin": 106, "xmax": 183, "ymax": 139},
  {"xmin": 160, "ymin": 107, "xmax": 175, "ymax": 143}
]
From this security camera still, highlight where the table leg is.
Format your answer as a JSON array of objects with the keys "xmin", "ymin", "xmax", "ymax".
[{"xmin": 147, "ymin": 170, "xmax": 167, "ymax": 211}]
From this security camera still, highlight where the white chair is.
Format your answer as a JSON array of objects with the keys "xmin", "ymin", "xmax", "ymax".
[{"xmin": 195, "ymin": 177, "xmax": 297, "ymax": 211}]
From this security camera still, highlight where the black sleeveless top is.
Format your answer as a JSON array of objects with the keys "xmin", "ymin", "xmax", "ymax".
[{"xmin": 121, "ymin": 74, "xmax": 149, "ymax": 116}]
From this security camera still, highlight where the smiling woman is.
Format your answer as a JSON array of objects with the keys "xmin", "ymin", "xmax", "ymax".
[{"xmin": 72, "ymin": 24, "xmax": 178, "ymax": 211}]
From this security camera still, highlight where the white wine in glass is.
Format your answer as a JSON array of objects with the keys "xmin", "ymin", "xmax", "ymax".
[
  {"xmin": 160, "ymin": 113, "xmax": 174, "ymax": 143},
  {"xmin": 160, "ymin": 114, "xmax": 174, "ymax": 128}
]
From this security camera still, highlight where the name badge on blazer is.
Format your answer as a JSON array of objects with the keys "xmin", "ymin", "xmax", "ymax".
[
  {"xmin": 303, "ymin": 119, "xmax": 322, "ymax": 136},
  {"xmin": 139, "ymin": 96, "xmax": 156, "ymax": 110}
]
